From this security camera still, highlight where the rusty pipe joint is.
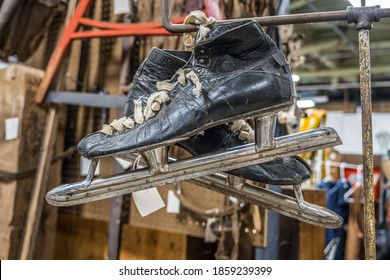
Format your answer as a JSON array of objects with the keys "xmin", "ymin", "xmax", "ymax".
[
  {"xmin": 161, "ymin": 0, "xmax": 197, "ymax": 33},
  {"xmin": 347, "ymin": 5, "xmax": 383, "ymax": 30}
]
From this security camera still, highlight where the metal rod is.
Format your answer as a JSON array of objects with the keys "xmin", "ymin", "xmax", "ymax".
[
  {"xmin": 161, "ymin": 0, "xmax": 390, "ymax": 32},
  {"xmin": 49, "ymin": 169, "xmax": 343, "ymax": 228},
  {"xmin": 101, "ymin": 152, "xmax": 340, "ymax": 226},
  {"xmin": 293, "ymin": 184, "xmax": 307, "ymax": 210},
  {"xmin": 70, "ymin": 29, "xmax": 173, "ymax": 39},
  {"xmin": 359, "ymin": 29, "xmax": 376, "ymax": 260},
  {"xmin": 254, "ymin": 114, "xmax": 276, "ymax": 152},
  {"xmin": 46, "ymin": 127, "xmax": 341, "ymax": 206},
  {"xmin": 141, "ymin": 147, "xmax": 169, "ymax": 174},
  {"xmin": 77, "ymin": 16, "xmax": 186, "ymax": 30},
  {"xmin": 190, "ymin": 174, "xmax": 342, "ymax": 228},
  {"xmin": 45, "ymin": 91, "xmax": 126, "ymax": 108}
]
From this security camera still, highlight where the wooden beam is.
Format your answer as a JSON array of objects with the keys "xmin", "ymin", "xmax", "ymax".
[{"xmin": 19, "ymin": 106, "xmax": 58, "ymax": 260}]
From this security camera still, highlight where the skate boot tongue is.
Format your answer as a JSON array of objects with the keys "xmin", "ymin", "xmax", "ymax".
[{"xmin": 125, "ymin": 48, "xmax": 191, "ymax": 117}]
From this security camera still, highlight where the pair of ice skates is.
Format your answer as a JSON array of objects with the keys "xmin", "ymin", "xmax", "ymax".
[{"xmin": 46, "ymin": 12, "xmax": 343, "ymax": 228}]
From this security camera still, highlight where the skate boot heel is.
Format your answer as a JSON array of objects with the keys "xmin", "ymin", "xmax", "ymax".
[
  {"xmin": 254, "ymin": 114, "xmax": 277, "ymax": 152},
  {"xmin": 141, "ymin": 147, "xmax": 169, "ymax": 174}
]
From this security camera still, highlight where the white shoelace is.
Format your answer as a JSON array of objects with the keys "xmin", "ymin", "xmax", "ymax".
[
  {"xmin": 100, "ymin": 11, "xmax": 215, "ymax": 136},
  {"xmin": 230, "ymin": 119, "xmax": 255, "ymax": 143},
  {"xmin": 101, "ymin": 68, "xmax": 204, "ymax": 135},
  {"xmin": 183, "ymin": 10, "xmax": 216, "ymax": 50}
]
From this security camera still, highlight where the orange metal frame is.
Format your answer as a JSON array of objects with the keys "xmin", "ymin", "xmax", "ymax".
[{"xmin": 35, "ymin": 0, "xmax": 184, "ymax": 104}]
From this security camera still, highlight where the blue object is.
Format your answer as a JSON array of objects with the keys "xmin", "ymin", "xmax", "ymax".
[{"xmin": 317, "ymin": 179, "xmax": 350, "ymax": 260}]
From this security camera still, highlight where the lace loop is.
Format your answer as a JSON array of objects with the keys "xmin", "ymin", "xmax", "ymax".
[
  {"xmin": 231, "ymin": 120, "xmax": 255, "ymax": 143},
  {"xmin": 133, "ymin": 100, "xmax": 144, "ymax": 124},
  {"xmin": 183, "ymin": 11, "xmax": 216, "ymax": 50},
  {"xmin": 176, "ymin": 68, "xmax": 202, "ymax": 97},
  {"xmin": 144, "ymin": 91, "xmax": 171, "ymax": 119}
]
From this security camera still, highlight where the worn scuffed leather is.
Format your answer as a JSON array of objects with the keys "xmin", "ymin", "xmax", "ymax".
[
  {"xmin": 79, "ymin": 47, "xmax": 310, "ymax": 185},
  {"xmin": 78, "ymin": 20, "xmax": 294, "ymax": 158},
  {"xmin": 124, "ymin": 49, "xmax": 191, "ymax": 116}
]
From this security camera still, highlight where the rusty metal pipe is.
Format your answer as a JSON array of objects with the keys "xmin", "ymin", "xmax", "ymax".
[
  {"xmin": 161, "ymin": 0, "xmax": 390, "ymax": 32},
  {"xmin": 359, "ymin": 29, "xmax": 376, "ymax": 260}
]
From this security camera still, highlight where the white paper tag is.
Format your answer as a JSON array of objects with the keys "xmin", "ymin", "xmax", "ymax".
[
  {"xmin": 229, "ymin": 196, "xmax": 238, "ymax": 203},
  {"xmin": 80, "ymin": 156, "xmax": 100, "ymax": 176},
  {"xmin": 204, "ymin": 218, "xmax": 217, "ymax": 243},
  {"xmin": 114, "ymin": 157, "xmax": 133, "ymax": 170},
  {"xmin": 132, "ymin": 188, "xmax": 165, "ymax": 217},
  {"xmin": 166, "ymin": 190, "xmax": 180, "ymax": 214},
  {"xmin": 5, "ymin": 117, "xmax": 19, "ymax": 141},
  {"xmin": 113, "ymin": 0, "xmax": 131, "ymax": 14}
]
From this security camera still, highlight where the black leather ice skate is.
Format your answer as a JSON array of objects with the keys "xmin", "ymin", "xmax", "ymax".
[
  {"xmin": 126, "ymin": 48, "xmax": 310, "ymax": 185},
  {"xmin": 47, "ymin": 13, "xmax": 343, "ymax": 229},
  {"xmin": 78, "ymin": 18, "xmax": 294, "ymax": 157},
  {"xmin": 84, "ymin": 47, "xmax": 310, "ymax": 185}
]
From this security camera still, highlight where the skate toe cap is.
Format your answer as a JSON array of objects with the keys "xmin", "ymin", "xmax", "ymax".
[{"xmin": 77, "ymin": 132, "xmax": 107, "ymax": 158}]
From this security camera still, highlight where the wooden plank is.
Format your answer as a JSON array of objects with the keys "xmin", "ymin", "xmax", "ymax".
[
  {"xmin": 298, "ymin": 189, "xmax": 326, "ymax": 260},
  {"xmin": 54, "ymin": 214, "xmax": 109, "ymax": 260},
  {"xmin": 279, "ymin": 188, "xmax": 326, "ymax": 260},
  {"xmin": 19, "ymin": 106, "xmax": 58, "ymax": 260},
  {"xmin": 0, "ymin": 225, "xmax": 23, "ymax": 260},
  {"xmin": 53, "ymin": 214, "xmax": 186, "ymax": 260},
  {"xmin": 120, "ymin": 225, "xmax": 186, "ymax": 260},
  {"xmin": 0, "ymin": 64, "xmax": 48, "ymax": 259}
]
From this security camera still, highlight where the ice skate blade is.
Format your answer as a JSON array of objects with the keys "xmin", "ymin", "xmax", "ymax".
[
  {"xmin": 46, "ymin": 172, "xmax": 342, "ymax": 229},
  {"xmin": 141, "ymin": 147, "xmax": 169, "ymax": 174},
  {"xmin": 46, "ymin": 127, "xmax": 341, "ymax": 209},
  {"xmin": 190, "ymin": 174, "xmax": 343, "ymax": 229}
]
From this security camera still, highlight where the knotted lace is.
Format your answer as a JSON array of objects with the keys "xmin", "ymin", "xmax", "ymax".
[
  {"xmin": 230, "ymin": 120, "xmax": 255, "ymax": 143},
  {"xmin": 183, "ymin": 10, "xmax": 216, "ymax": 50},
  {"xmin": 100, "ymin": 11, "xmax": 215, "ymax": 136}
]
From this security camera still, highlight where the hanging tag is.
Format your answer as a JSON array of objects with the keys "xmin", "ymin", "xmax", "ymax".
[
  {"xmin": 113, "ymin": 0, "xmax": 131, "ymax": 15},
  {"xmin": 229, "ymin": 196, "xmax": 238, "ymax": 203},
  {"xmin": 132, "ymin": 188, "xmax": 165, "ymax": 217},
  {"xmin": 5, "ymin": 117, "xmax": 19, "ymax": 140},
  {"xmin": 166, "ymin": 190, "xmax": 180, "ymax": 214},
  {"xmin": 80, "ymin": 156, "xmax": 100, "ymax": 176},
  {"xmin": 114, "ymin": 157, "xmax": 132, "ymax": 170},
  {"xmin": 204, "ymin": 217, "xmax": 217, "ymax": 243},
  {"xmin": 252, "ymin": 205, "xmax": 262, "ymax": 232}
]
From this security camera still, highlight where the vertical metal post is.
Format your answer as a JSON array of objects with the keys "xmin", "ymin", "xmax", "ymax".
[
  {"xmin": 254, "ymin": 114, "xmax": 276, "ymax": 152},
  {"xmin": 358, "ymin": 29, "xmax": 376, "ymax": 260},
  {"xmin": 348, "ymin": 4, "xmax": 382, "ymax": 260}
]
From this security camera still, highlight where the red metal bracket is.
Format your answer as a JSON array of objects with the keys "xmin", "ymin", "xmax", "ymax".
[{"xmin": 35, "ymin": 0, "xmax": 184, "ymax": 104}]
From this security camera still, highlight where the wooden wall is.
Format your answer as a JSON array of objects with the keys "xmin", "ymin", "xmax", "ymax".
[
  {"xmin": 54, "ymin": 214, "xmax": 186, "ymax": 260},
  {"xmin": 0, "ymin": 64, "xmax": 59, "ymax": 259},
  {"xmin": 279, "ymin": 188, "xmax": 327, "ymax": 260}
]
